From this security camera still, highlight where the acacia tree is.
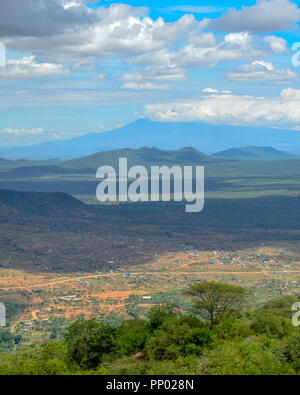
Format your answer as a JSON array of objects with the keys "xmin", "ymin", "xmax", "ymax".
[{"xmin": 184, "ymin": 281, "xmax": 247, "ymax": 326}]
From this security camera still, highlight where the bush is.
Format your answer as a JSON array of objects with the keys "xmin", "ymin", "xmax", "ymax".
[
  {"xmin": 2, "ymin": 284, "xmax": 300, "ymax": 376},
  {"xmin": 199, "ymin": 341, "xmax": 295, "ymax": 375},
  {"xmin": 0, "ymin": 329, "xmax": 20, "ymax": 352},
  {"xmin": 0, "ymin": 342, "xmax": 69, "ymax": 375},
  {"xmin": 116, "ymin": 319, "xmax": 151, "ymax": 356},
  {"xmin": 251, "ymin": 312, "xmax": 293, "ymax": 339},
  {"xmin": 214, "ymin": 319, "xmax": 253, "ymax": 340},
  {"xmin": 64, "ymin": 320, "xmax": 116, "ymax": 369},
  {"xmin": 148, "ymin": 305, "xmax": 176, "ymax": 330},
  {"xmin": 184, "ymin": 328, "xmax": 212, "ymax": 355},
  {"xmin": 275, "ymin": 333, "xmax": 300, "ymax": 372}
]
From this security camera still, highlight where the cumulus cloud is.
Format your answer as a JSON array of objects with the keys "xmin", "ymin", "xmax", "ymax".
[
  {"xmin": 0, "ymin": 0, "xmax": 95, "ymax": 37},
  {"xmin": 226, "ymin": 60, "xmax": 297, "ymax": 83},
  {"xmin": 281, "ymin": 87, "xmax": 300, "ymax": 99},
  {"xmin": 0, "ymin": 0, "xmax": 297, "ymax": 135},
  {"xmin": 212, "ymin": 0, "xmax": 300, "ymax": 33},
  {"xmin": 130, "ymin": 32, "xmax": 278, "ymax": 69},
  {"xmin": 264, "ymin": 36, "xmax": 288, "ymax": 53},
  {"xmin": 0, "ymin": 56, "xmax": 69, "ymax": 79},
  {"xmin": 144, "ymin": 88, "xmax": 300, "ymax": 129},
  {"xmin": 2, "ymin": 127, "xmax": 44, "ymax": 135},
  {"xmin": 0, "ymin": 2, "xmax": 290, "ymax": 71},
  {"xmin": 122, "ymin": 82, "xmax": 172, "ymax": 90},
  {"xmin": 2, "ymin": 4, "xmax": 200, "ymax": 61}
]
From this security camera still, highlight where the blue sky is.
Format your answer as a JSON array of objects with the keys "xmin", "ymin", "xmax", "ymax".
[{"xmin": 0, "ymin": 0, "xmax": 299, "ymax": 146}]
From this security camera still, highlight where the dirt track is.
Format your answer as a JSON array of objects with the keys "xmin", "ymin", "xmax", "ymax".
[{"xmin": 1, "ymin": 270, "xmax": 299, "ymax": 291}]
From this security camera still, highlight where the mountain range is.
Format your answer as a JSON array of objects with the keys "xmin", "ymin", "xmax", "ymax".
[
  {"xmin": 61, "ymin": 146, "xmax": 221, "ymax": 171},
  {"xmin": 214, "ymin": 146, "xmax": 296, "ymax": 161},
  {"xmin": 1, "ymin": 119, "xmax": 300, "ymax": 160},
  {"xmin": 0, "ymin": 146, "xmax": 299, "ymax": 198}
]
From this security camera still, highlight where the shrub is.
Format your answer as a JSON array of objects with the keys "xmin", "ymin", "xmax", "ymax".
[{"xmin": 64, "ymin": 320, "xmax": 116, "ymax": 369}]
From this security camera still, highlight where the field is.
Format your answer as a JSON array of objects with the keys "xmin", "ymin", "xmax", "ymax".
[
  {"xmin": 1, "ymin": 190, "xmax": 300, "ymax": 342},
  {"xmin": 2, "ymin": 242, "xmax": 300, "ymax": 341}
]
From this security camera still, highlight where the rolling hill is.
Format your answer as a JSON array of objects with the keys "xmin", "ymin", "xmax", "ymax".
[
  {"xmin": 214, "ymin": 146, "xmax": 297, "ymax": 161},
  {"xmin": 0, "ymin": 158, "xmax": 61, "ymax": 171},
  {"xmin": 1, "ymin": 119, "xmax": 300, "ymax": 160},
  {"xmin": 61, "ymin": 146, "xmax": 222, "ymax": 170},
  {"xmin": 1, "ymin": 145, "xmax": 300, "ymax": 185},
  {"xmin": 0, "ymin": 165, "xmax": 92, "ymax": 179},
  {"xmin": 0, "ymin": 189, "xmax": 87, "ymax": 217}
]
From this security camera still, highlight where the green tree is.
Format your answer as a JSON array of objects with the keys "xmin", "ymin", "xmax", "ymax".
[
  {"xmin": 199, "ymin": 340, "xmax": 294, "ymax": 375},
  {"xmin": 276, "ymin": 332, "xmax": 300, "ymax": 372},
  {"xmin": 184, "ymin": 281, "xmax": 247, "ymax": 326},
  {"xmin": 251, "ymin": 312, "xmax": 293, "ymax": 339},
  {"xmin": 116, "ymin": 319, "xmax": 151, "ymax": 356},
  {"xmin": 259, "ymin": 295, "xmax": 300, "ymax": 318},
  {"xmin": 0, "ymin": 329, "xmax": 20, "ymax": 352},
  {"xmin": 184, "ymin": 328, "xmax": 212, "ymax": 355},
  {"xmin": 0, "ymin": 341, "xmax": 69, "ymax": 375},
  {"xmin": 64, "ymin": 319, "xmax": 116, "ymax": 369},
  {"xmin": 148, "ymin": 305, "xmax": 176, "ymax": 330}
]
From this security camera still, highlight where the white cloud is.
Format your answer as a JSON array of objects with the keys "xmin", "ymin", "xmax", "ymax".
[
  {"xmin": 212, "ymin": 0, "xmax": 300, "ymax": 32},
  {"xmin": 281, "ymin": 87, "xmax": 300, "ymax": 99},
  {"xmin": 2, "ymin": 127, "xmax": 44, "ymax": 135},
  {"xmin": 187, "ymin": 31, "xmax": 217, "ymax": 47},
  {"xmin": 201, "ymin": 88, "xmax": 232, "ymax": 94},
  {"xmin": 122, "ymin": 82, "xmax": 172, "ymax": 90},
  {"xmin": 72, "ymin": 61, "xmax": 96, "ymax": 71},
  {"xmin": 226, "ymin": 60, "xmax": 297, "ymax": 83},
  {"xmin": 0, "ymin": 0, "xmax": 95, "ymax": 37},
  {"xmin": 130, "ymin": 32, "xmax": 277, "ymax": 69},
  {"xmin": 121, "ymin": 65, "xmax": 186, "ymax": 84},
  {"xmin": 0, "ymin": 2, "xmax": 290, "ymax": 73},
  {"xmin": 144, "ymin": 88, "xmax": 300, "ymax": 129},
  {"xmin": 0, "ymin": 56, "xmax": 69, "ymax": 79},
  {"xmin": 264, "ymin": 36, "xmax": 288, "ymax": 53},
  {"xmin": 3, "ymin": 5, "xmax": 200, "ymax": 61},
  {"xmin": 92, "ymin": 73, "xmax": 105, "ymax": 81}
]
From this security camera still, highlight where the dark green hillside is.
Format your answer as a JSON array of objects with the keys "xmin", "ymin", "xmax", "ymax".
[
  {"xmin": 0, "ymin": 189, "xmax": 86, "ymax": 217},
  {"xmin": 1, "ymin": 147, "xmax": 300, "ymax": 199},
  {"xmin": 60, "ymin": 146, "xmax": 222, "ymax": 170}
]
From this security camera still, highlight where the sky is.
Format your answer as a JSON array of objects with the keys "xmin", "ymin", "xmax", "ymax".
[{"xmin": 0, "ymin": 0, "xmax": 300, "ymax": 146}]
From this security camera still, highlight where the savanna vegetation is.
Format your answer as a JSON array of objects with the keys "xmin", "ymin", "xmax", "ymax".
[{"xmin": 0, "ymin": 281, "xmax": 300, "ymax": 375}]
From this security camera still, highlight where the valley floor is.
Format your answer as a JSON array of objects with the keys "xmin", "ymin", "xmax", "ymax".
[{"xmin": 2, "ymin": 243, "xmax": 300, "ymax": 342}]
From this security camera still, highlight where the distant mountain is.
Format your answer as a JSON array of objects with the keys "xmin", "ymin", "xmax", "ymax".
[
  {"xmin": 214, "ymin": 146, "xmax": 297, "ymax": 161},
  {"xmin": 1, "ymin": 166, "xmax": 67, "ymax": 178},
  {"xmin": 0, "ymin": 158, "xmax": 11, "ymax": 163},
  {"xmin": 0, "ymin": 165, "xmax": 92, "ymax": 179},
  {"xmin": 0, "ymin": 158, "xmax": 61, "ymax": 171},
  {"xmin": 0, "ymin": 119, "xmax": 300, "ymax": 160},
  {"xmin": 61, "ymin": 146, "xmax": 221, "ymax": 170}
]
